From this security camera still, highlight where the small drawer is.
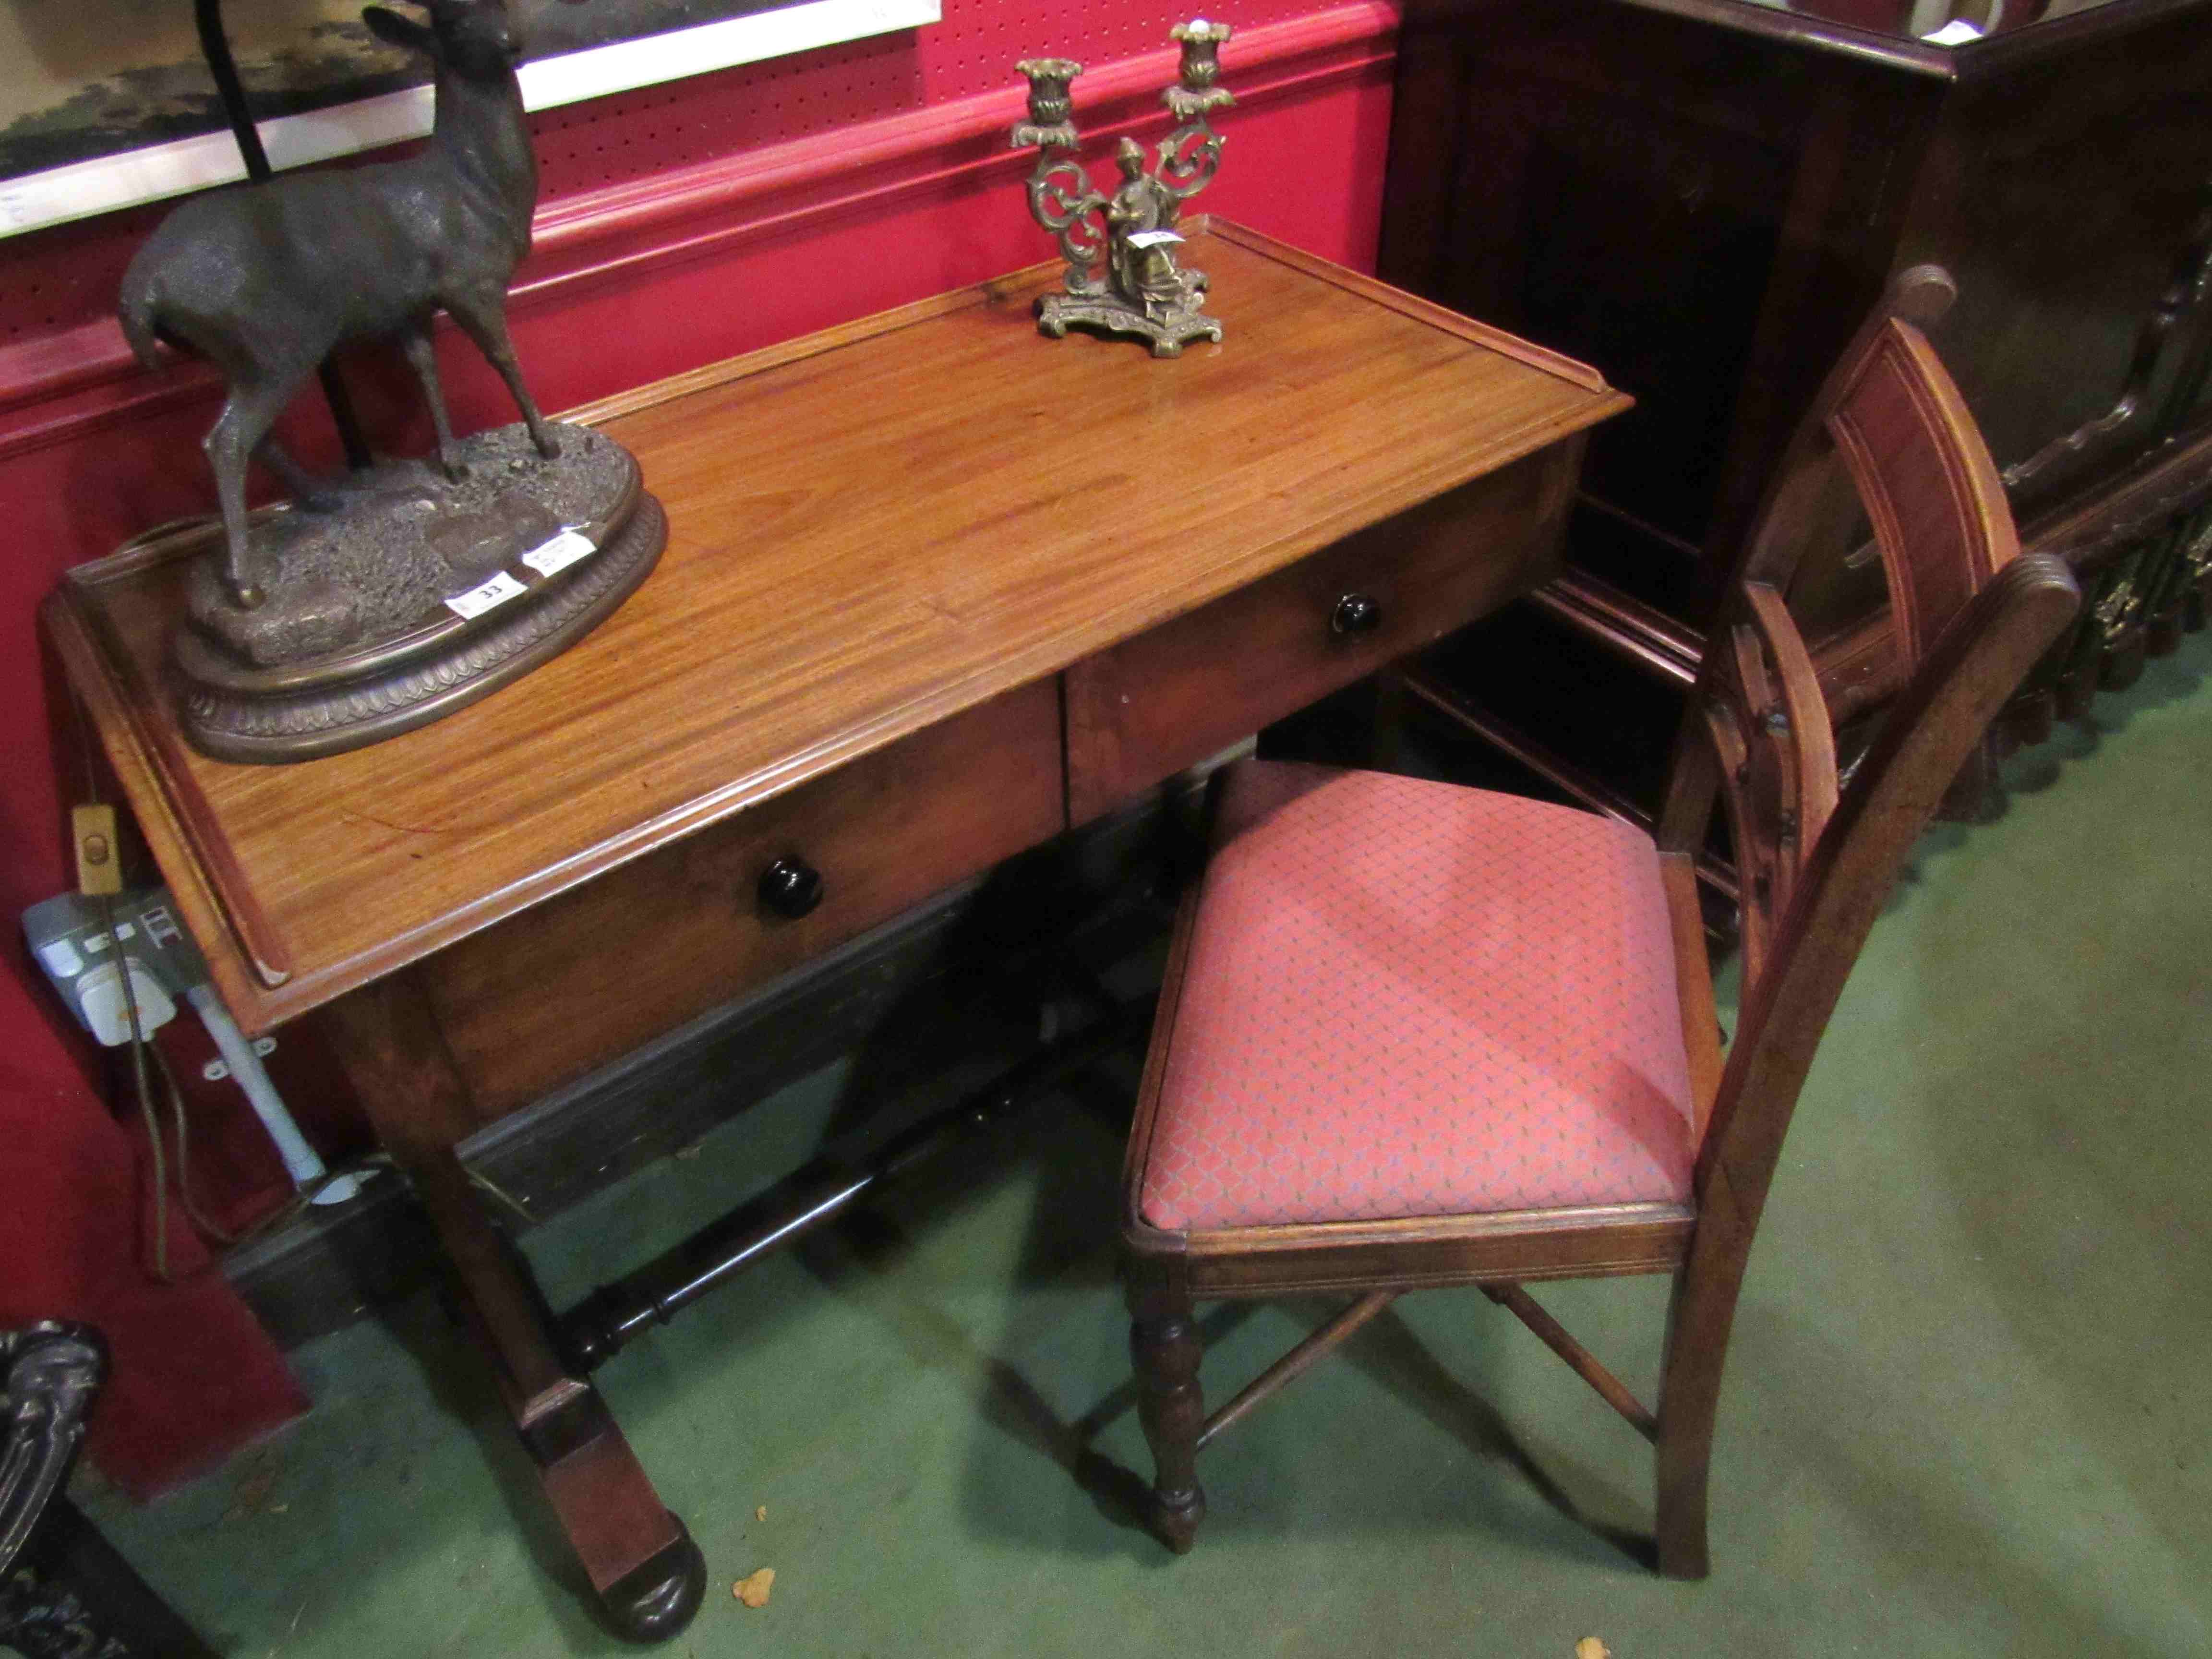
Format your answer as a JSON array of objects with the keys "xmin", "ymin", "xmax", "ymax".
[
  {"xmin": 421, "ymin": 679, "xmax": 1065, "ymax": 1118},
  {"xmin": 1065, "ymin": 443, "xmax": 1579, "ymax": 823}
]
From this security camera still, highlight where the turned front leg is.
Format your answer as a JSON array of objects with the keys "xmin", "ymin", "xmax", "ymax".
[{"xmin": 1128, "ymin": 1276, "xmax": 1207, "ymax": 1552}]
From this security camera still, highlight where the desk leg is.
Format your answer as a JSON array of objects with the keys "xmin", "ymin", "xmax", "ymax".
[{"xmin": 325, "ymin": 972, "xmax": 706, "ymax": 1642}]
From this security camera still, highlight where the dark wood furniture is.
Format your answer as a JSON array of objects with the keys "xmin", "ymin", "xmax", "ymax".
[
  {"xmin": 1117, "ymin": 314, "xmax": 2078, "ymax": 1569},
  {"xmin": 44, "ymin": 223, "xmax": 1628, "ymax": 1640},
  {"xmin": 1378, "ymin": 0, "xmax": 2212, "ymax": 826}
]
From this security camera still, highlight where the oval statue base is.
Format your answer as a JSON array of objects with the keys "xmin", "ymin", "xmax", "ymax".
[{"xmin": 174, "ymin": 426, "xmax": 665, "ymax": 763}]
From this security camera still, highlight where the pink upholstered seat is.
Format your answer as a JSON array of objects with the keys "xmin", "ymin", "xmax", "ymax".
[{"xmin": 1137, "ymin": 760, "xmax": 1697, "ymax": 1232}]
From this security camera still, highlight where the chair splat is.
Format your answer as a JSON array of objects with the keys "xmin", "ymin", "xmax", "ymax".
[{"xmin": 1704, "ymin": 583, "xmax": 1840, "ymax": 978}]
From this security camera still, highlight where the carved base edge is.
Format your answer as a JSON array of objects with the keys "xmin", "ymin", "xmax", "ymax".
[
  {"xmin": 176, "ymin": 493, "xmax": 666, "ymax": 765},
  {"xmin": 1035, "ymin": 292, "xmax": 1224, "ymax": 358}
]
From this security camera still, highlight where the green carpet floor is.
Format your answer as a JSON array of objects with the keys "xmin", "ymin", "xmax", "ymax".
[{"xmin": 75, "ymin": 631, "xmax": 2211, "ymax": 1658}]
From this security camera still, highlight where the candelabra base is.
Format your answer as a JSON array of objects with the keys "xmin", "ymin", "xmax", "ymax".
[{"xmin": 1037, "ymin": 290, "xmax": 1224, "ymax": 358}]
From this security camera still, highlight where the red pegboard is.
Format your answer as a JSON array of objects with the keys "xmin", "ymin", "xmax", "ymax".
[
  {"xmin": 529, "ymin": 0, "xmax": 1325, "ymax": 194},
  {"xmin": 0, "ymin": 205, "xmax": 163, "ymax": 346},
  {"xmin": 0, "ymin": 1, "xmax": 1323, "ymax": 348}
]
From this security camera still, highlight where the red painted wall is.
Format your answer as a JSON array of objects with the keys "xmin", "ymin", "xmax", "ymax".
[{"xmin": 0, "ymin": 0, "xmax": 1398, "ymax": 1490}]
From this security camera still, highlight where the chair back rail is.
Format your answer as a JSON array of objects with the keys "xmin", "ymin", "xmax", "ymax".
[
  {"xmin": 1731, "ymin": 263, "xmax": 1964, "ymax": 599},
  {"xmin": 1693, "ymin": 552, "xmax": 2080, "ymax": 1249},
  {"xmin": 1659, "ymin": 294, "xmax": 2078, "ymax": 1255},
  {"xmin": 1827, "ymin": 322, "xmax": 2020, "ymax": 667},
  {"xmin": 1663, "ymin": 276, "xmax": 2025, "ymax": 950}
]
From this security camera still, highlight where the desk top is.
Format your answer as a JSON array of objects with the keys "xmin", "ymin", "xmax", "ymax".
[{"xmin": 49, "ymin": 221, "xmax": 1627, "ymax": 1033}]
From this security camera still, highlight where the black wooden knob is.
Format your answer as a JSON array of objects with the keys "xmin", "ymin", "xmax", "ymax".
[
  {"xmin": 757, "ymin": 856, "xmax": 824, "ymax": 920},
  {"xmin": 1331, "ymin": 592, "xmax": 1381, "ymax": 637}
]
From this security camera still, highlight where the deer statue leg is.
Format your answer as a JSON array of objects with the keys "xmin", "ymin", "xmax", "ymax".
[
  {"xmin": 1128, "ymin": 1274, "xmax": 1207, "ymax": 1552},
  {"xmin": 445, "ymin": 291, "xmax": 560, "ymax": 460},
  {"xmin": 397, "ymin": 326, "xmax": 464, "ymax": 481},
  {"xmin": 203, "ymin": 373, "xmax": 303, "ymax": 609}
]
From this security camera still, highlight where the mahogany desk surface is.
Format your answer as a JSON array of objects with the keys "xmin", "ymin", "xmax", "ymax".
[{"xmin": 48, "ymin": 222, "xmax": 1627, "ymax": 1035}]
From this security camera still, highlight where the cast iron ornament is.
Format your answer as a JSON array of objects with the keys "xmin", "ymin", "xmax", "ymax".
[
  {"xmin": 118, "ymin": 0, "xmax": 666, "ymax": 763},
  {"xmin": 1012, "ymin": 21, "xmax": 1234, "ymax": 357},
  {"xmin": 0, "ymin": 1324, "xmax": 122, "ymax": 1659}
]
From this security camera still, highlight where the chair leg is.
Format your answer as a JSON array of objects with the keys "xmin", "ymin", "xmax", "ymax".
[
  {"xmin": 1128, "ymin": 1279, "xmax": 1207, "ymax": 1552},
  {"xmin": 1652, "ymin": 1262, "xmax": 1734, "ymax": 1580}
]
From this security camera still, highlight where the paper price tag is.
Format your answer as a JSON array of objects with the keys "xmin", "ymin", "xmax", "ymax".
[
  {"xmin": 523, "ymin": 528, "xmax": 597, "ymax": 577},
  {"xmin": 445, "ymin": 570, "xmax": 529, "ymax": 619},
  {"xmin": 1126, "ymin": 229, "xmax": 1185, "ymax": 249}
]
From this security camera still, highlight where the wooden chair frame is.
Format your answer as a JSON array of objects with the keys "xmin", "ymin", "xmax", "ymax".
[{"xmin": 1117, "ymin": 291, "xmax": 2081, "ymax": 1573}]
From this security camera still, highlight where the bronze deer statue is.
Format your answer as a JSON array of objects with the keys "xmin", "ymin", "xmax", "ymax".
[{"xmin": 118, "ymin": 0, "xmax": 558, "ymax": 610}]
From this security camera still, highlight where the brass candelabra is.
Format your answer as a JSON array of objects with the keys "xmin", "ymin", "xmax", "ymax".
[{"xmin": 1012, "ymin": 21, "xmax": 1234, "ymax": 357}]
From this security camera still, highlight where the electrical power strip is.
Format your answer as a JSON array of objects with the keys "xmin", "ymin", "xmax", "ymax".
[{"xmin": 23, "ymin": 887, "xmax": 367, "ymax": 1205}]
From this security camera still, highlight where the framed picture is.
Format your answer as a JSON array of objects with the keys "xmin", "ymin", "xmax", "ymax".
[{"xmin": 0, "ymin": 0, "xmax": 938, "ymax": 239}]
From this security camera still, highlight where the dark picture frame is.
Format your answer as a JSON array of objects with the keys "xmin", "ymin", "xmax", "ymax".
[{"xmin": 0, "ymin": 0, "xmax": 937, "ymax": 237}]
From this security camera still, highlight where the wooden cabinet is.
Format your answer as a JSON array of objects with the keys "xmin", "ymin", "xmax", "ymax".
[{"xmin": 1379, "ymin": 0, "xmax": 2212, "ymax": 818}]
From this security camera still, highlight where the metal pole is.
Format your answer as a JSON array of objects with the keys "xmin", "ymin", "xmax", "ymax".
[{"xmin": 191, "ymin": 0, "xmax": 373, "ymax": 472}]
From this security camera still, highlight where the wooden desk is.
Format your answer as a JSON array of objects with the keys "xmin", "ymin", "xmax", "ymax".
[{"xmin": 47, "ymin": 222, "xmax": 1625, "ymax": 1638}]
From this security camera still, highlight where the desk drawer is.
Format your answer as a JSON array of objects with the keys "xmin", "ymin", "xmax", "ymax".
[
  {"xmin": 1065, "ymin": 444, "xmax": 1580, "ymax": 823},
  {"xmin": 421, "ymin": 680, "xmax": 1064, "ymax": 1119}
]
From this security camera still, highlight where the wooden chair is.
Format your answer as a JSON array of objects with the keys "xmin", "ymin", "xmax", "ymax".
[{"xmin": 1115, "ymin": 305, "xmax": 2080, "ymax": 1574}]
